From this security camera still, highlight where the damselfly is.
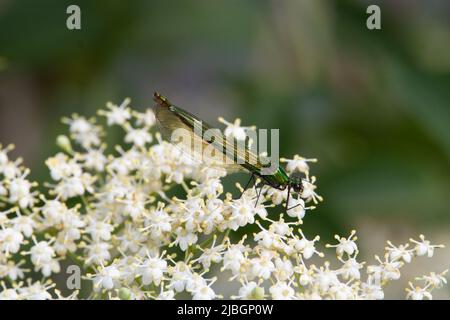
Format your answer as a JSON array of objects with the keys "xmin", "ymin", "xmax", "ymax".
[{"xmin": 153, "ymin": 92, "xmax": 304, "ymax": 211}]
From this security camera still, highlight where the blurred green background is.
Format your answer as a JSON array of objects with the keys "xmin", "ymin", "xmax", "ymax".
[{"xmin": 0, "ymin": 0, "xmax": 449, "ymax": 297}]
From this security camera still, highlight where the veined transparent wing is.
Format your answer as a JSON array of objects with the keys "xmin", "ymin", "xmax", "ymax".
[{"xmin": 153, "ymin": 93, "xmax": 263, "ymax": 174}]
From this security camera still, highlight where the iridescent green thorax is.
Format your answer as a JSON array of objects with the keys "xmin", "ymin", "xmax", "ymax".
[{"xmin": 257, "ymin": 166, "xmax": 290, "ymax": 190}]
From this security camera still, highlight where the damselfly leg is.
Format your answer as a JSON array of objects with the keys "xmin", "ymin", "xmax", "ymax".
[
  {"xmin": 285, "ymin": 185, "xmax": 304, "ymax": 211},
  {"xmin": 254, "ymin": 182, "xmax": 264, "ymax": 207},
  {"xmin": 240, "ymin": 173, "xmax": 264, "ymax": 207},
  {"xmin": 239, "ymin": 173, "xmax": 255, "ymax": 199}
]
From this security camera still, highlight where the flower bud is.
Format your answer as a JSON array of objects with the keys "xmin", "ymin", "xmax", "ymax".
[
  {"xmin": 118, "ymin": 287, "xmax": 131, "ymax": 300},
  {"xmin": 249, "ymin": 286, "xmax": 265, "ymax": 300},
  {"xmin": 56, "ymin": 135, "xmax": 72, "ymax": 153}
]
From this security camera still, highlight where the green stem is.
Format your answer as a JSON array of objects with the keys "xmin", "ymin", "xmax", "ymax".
[{"xmin": 221, "ymin": 229, "xmax": 231, "ymax": 245}]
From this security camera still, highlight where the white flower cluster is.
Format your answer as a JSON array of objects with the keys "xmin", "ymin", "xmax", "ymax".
[{"xmin": 0, "ymin": 99, "xmax": 447, "ymax": 300}]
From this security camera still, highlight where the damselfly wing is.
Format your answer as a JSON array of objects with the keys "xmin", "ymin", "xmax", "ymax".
[{"xmin": 153, "ymin": 93, "xmax": 263, "ymax": 175}]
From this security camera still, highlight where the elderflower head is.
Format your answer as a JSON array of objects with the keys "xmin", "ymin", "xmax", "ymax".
[{"xmin": 0, "ymin": 99, "xmax": 447, "ymax": 300}]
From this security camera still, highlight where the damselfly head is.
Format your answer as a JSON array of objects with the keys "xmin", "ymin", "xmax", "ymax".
[{"xmin": 288, "ymin": 172, "xmax": 304, "ymax": 193}]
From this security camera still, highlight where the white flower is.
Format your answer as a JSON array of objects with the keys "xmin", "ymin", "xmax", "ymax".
[
  {"xmin": 218, "ymin": 117, "xmax": 254, "ymax": 141},
  {"xmin": 314, "ymin": 264, "xmax": 339, "ymax": 292},
  {"xmin": 291, "ymin": 231, "xmax": 322, "ymax": 260},
  {"xmin": 116, "ymin": 223, "xmax": 147, "ymax": 253},
  {"xmin": 102, "ymin": 98, "xmax": 132, "ymax": 126},
  {"xmin": 196, "ymin": 178, "xmax": 223, "ymax": 198},
  {"xmin": 269, "ymin": 281, "xmax": 295, "ymax": 300},
  {"xmin": 298, "ymin": 271, "xmax": 313, "ymax": 287},
  {"xmin": 173, "ymin": 227, "xmax": 198, "ymax": 251},
  {"xmin": 69, "ymin": 116, "xmax": 91, "ymax": 133},
  {"xmin": 2, "ymin": 160, "xmax": 22, "ymax": 179},
  {"xmin": 168, "ymin": 262, "xmax": 193, "ymax": 293},
  {"xmin": 125, "ymin": 127, "xmax": 152, "ymax": 147},
  {"xmin": 222, "ymin": 244, "xmax": 247, "ymax": 275},
  {"xmin": 194, "ymin": 237, "xmax": 224, "ymax": 269},
  {"xmin": 229, "ymin": 197, "xmax": 257, "ymax": 230},
  {"xmin": 368, "ymin": 255, "xmax": 402, "ymax": 282},
  {"xmin": 59, "ymin": 207, "xmax": 85, "ymax": 240},
  {"xmin": 82, "ymin": 149, "xmax": 107, "ymax": 172},
  {"xmin": 420, "ymin": 270, "xmax": 448, "ymax": 289},
  {"xmin": 8, "ymin": 174, "xmax": 35, "ymax": 208},
  {"xmin": 64, "ymin": 115, "xmax": 101, "ymax": 149},
  {"xmin": 142, "ymin": 204, "xmax": 172, "ymax": 240},
  {"xmin": 406, "ymin": 283, "xmax": 432, "ymax": 300},
  {"xmin": 269, "ymin": 218, "xmax": 292, "ymax": 237},
  {"xmin": 30, "ymin": 241, "xmax": 55, "ymax": 264},
  {"xmin": 0, "ymin": 227, "xmax": 24, "ymax": 254},
  {"xmin": 360, "ymin": 281, "xmax": 384, "ymax": 300},
  {"xmin": 250, "ymin": 251, "xmax": 275, "ymax": 280},
  {"xmin": 86, "ymin": 218, "xmax": 114, "ymax": 242},
  {"xmin": 119, "ymin": 191, "xmax": 148, "ymax": 221},
  {"xmin": 329, "ymin": 282, "xmax": 356, "ymax": 300},
  {"xmin": 93, "ymin": 265, "xmax": 121, "ymax": 291},
  {"xmin": 46, "ymin": 153, "xmax": 78, "ymax": 181},
  {"xmin": 273, "ymin": 258, "xmax": 294, "ymax": 281},
  {"xmin": 327, "ymin": 230, "xmax": 358, "ymax": 258},
  {"xmin": 136, "ymin": 252, "xmax": 167, "ymax": 286},
  {"xmin": 201, "ymin": 198, "xmax": 225, "ymax": 234},
  {"xmin": 254, "ymin": 229, "xmax": 276, "ymax": 249},
  {"xmin": 0, "ymin": 260, "xmax": 26, "ymax": 280},
  {"xmin": 281, "ymin": 155, "xmax": 317, "ymax": 174},
  {"xmin": 234, "ymin": 282, "xmax": 265, "ymax": 300},
  {"xmin": 29, "ymin": 240, "xmax": 60, "ymax": 277},
  {"xmin": 19, "ymin": 282, "xmax": 54, "ymax": 300},
  {"xmin": 135, "ymin": 109, "xmax": 156, "ymax": 128},
  {"xmin": 266, "ymin": 188, "xmax": 287, "ymax": 205},
  {"xmin": 339, "ymin": 257, "xmax": 363, "ymax": 280},
  {"xmin": 286, "ymin": 197, "xmax": 305, "ymax": 220},
  {"xmin": 40, "ymin": 199, "xmax": 67, "ymax": 226},
  {"xmin": 192, "ymin": 282, "xmax": 217, "ymax": 300},
  {"xmin": 85, "ymin": 242, "xmax": 112, "ymax": 265},
  {"xmin": 56, "ymin": 178, "xmax": 83, "ymax": 199},
  {"xmin": 410, "ymin": 235, "xmax": 444, "ymax": 258},
  {"xmin": 300, "ymin": 176, "xmax": 322, "ymax": 204},
  {"xmin": 12, "ymin": 214, "xmax": 35, "ymax": 237},
  {"xmin": 386, "ymin": 241, "xmax": 412, "ymax": 263}
]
